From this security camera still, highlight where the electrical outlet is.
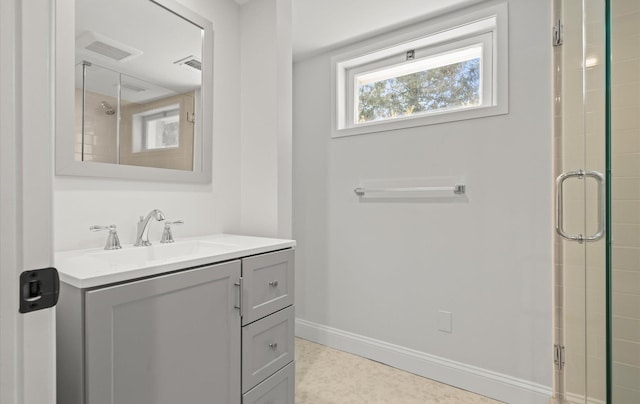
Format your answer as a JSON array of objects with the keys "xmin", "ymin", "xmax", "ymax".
[{"xmin": 438, "ymin": 310, "xmax": 452, "ymax": 333}]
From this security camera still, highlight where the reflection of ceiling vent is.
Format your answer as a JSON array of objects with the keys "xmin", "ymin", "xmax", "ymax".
[
  {"xmin": 85, "ymin": 41, "xmax": 131, "ymax": 61},
  {"xmin": 76, "ymin": 31, "xmax": 143, "ymax": 63},
  {"xmin": 121, "ymin": 83, "xmax": 147, "ymax": 93},
  {"xmin": 174, "ymin": 55, "xmax": 202, "ymax": 71}
]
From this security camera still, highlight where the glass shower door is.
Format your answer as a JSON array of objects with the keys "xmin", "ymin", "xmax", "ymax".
[
  {"xmin": 557, "ymin": 0, "xmax": 640, "ymax": 402},
  {"xmin": 556, "ymin": 0, "xmax": 607, "ymax": 402}
]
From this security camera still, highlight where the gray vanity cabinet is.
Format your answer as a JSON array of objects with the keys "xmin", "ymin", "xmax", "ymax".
[
  {"xmin": 58, "ymin": 260, "xmax": 242, "ymax": 404},
  {"xmin": 56, "ymin": 245, "xmax": 295, "ymax": 404}
]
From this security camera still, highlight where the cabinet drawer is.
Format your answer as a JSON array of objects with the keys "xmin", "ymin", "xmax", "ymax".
[
  {"xmin": 242, "ymin": 306, "xmax": 294, "ymax": 393},
  {"xmin": 242, "ymin": 361, "xmax": 294, "ymax": 404},
  {"xmin": 242, "ymin": 249, "xmax": 294, "ymax": 325}
]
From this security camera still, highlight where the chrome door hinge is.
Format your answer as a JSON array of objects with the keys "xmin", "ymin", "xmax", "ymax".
[
  {"xmin": 553, "ymin": 19, "xmax": 563, "ymax": 46},
  {"xmin": 554, "ymin": 344, "xmax": 565, "ymax": 371}
]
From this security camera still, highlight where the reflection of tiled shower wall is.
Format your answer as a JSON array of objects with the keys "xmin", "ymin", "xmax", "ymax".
[
  {"xmin": 74, "ymin": 89, "xmax": 118, "ymax": 163},
  {"xmin": 610, "ymin": 1, "xmax": 640, "ymax": 402}
]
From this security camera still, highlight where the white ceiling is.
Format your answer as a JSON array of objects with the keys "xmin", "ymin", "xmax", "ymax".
[
  {"xmin": 77, "ymin": 0, "xmax": 487, "ymax": 99},
  {"xmin": 236, "ymin": 0, "xmax": 487, "ymax": 60}
]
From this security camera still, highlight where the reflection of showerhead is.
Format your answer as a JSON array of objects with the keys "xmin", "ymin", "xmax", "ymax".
[{"xmin": 100, "ymin": 101, "xmax": 115, "ymax": 115}]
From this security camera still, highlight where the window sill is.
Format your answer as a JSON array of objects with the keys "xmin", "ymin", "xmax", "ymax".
[{"xmin": 332, "ymin": 103, "xmax": 508, "ymax": 138}]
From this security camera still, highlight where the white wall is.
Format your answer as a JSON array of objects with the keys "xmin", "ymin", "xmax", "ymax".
[
  {"xmin": 240, "ymin": 0, "xmax": 292, "ymax": 239},
  {"xmin": 55, "ymin": 0, "xmax": 242, "ymax": 251},
  {"xmin": 293, "ymin": 0, "xmax": 553, "ymax": 402}
]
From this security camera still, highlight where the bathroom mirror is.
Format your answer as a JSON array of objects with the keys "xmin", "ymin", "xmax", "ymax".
[{"xmin": 55, "ymin": 0, "xmax": 213, "ymax": 183}]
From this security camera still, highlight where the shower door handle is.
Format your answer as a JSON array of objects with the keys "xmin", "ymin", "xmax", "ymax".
[{"xmin": 556, "ymin": 169, "xmax": 605, "ymax": 243}]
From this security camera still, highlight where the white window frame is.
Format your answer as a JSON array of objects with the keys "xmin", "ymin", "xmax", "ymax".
[{"xmin": 332, "ymin": 3, "xmax": 508, "ymax": 138}]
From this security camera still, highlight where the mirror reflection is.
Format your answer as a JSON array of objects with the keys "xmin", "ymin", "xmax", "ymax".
[{"xmin": 75, "ymin": 0, "xmax": 203, "ymax": 171}]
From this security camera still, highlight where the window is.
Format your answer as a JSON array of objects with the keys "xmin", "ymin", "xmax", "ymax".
[
  {"xmin": 333, "ymin": 4, "xmax": 508, "ymax": 137},
  {"xmin": 354, "ymin": 42, "xmax": 484, "ymax": 124}
]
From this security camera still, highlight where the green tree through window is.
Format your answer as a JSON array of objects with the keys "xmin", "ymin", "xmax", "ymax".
[{"xmin": 357, "ymin": 58, "xmax": 480, "ymax": 123}]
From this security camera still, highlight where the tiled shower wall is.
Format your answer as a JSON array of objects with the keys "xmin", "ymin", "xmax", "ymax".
[{"xmin": 610, "ymin": 0, "xmax": 640, "ymax": 402}]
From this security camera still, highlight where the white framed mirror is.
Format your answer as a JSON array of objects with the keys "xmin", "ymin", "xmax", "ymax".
[{"xmin": 55, "ymin": 0, "xmax": 213, "ymax": 183}]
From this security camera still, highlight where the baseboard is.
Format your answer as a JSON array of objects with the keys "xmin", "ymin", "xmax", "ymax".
[{"xmin": 296, "ymin": 318, "xmax": 552, "ymax": 404}]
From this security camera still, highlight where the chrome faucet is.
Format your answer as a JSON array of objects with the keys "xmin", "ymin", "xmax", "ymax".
[{"xmin": 134, "ymin": 209, "xmax": 166, "ymax": 246}]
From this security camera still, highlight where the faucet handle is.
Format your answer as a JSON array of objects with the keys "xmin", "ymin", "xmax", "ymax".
[
  {"xmin": 89, "ymin": 224, "xmax": 122, "ymax": 250},
  {"xmin": 160, "ymin": 220, "xmax": 183, "ymax": 244},
  {"xmin": 90, "ymin": 224, "xmax": 115, "ymax": 231}
]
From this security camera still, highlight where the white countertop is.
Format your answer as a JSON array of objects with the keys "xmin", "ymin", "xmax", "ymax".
[{"xmin": 55, "ymin": 234, "xmax": 296, "ymax": 288}]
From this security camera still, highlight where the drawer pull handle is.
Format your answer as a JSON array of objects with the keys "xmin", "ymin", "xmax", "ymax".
[
  {"xmin": 268, "ymin": 281, "xmax": 279, "ymax": 287},
  {"xmin": 268, "ymin": 342, "xmax": 278, "ymax": 351},
  {"xmin": 234, "ymin": 278, "xmax": 244, "ymax": 318}
]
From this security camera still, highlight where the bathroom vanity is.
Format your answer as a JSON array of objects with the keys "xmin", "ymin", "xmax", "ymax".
[{"xmin": 55, "ymin": 234, "xmax": 295, "ymax": 404}]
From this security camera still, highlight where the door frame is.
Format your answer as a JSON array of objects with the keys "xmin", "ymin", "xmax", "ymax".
[{"xmin": 0, "ymin": 0, "xmax": 56, "ymax": 403}]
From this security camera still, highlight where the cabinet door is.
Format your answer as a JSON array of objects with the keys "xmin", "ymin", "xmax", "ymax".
[
  {"xmin": 242, "ymin": 249, "xmax": 294, "ymax": 325},
  {"xmin": 85, "ymin": 261, "xmax": 241, "ymax": 404}
]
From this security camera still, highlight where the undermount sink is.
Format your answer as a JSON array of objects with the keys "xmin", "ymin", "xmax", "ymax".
[{"xmin": 85, "ymin": 240, "xmax": 238, "ymax": 266}]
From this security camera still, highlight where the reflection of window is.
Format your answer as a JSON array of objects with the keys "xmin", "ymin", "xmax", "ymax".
[
  {"xmin": 132, "ymin": 104, "xmax": 180, "ymax": 152},
  {"xmin": 143, "ymin": 108, "xmax": 180, "ymax": 149}
]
